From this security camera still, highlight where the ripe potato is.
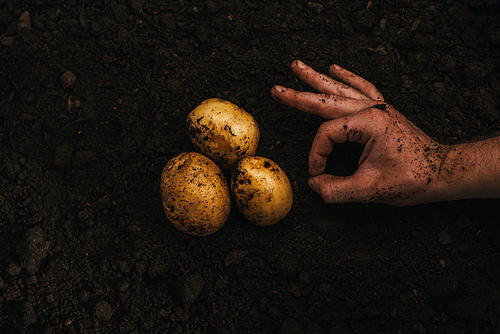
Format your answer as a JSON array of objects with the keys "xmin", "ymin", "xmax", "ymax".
[
  {"xmin": 187, "ymin": 98, "xmax": 260, "ymax": 169},
  {"xmin": 231, "ymin": 156, "xmax": 293, "ymax": 226},
  {"xmin": 160, "ymin": 152, "xmax": 231, "ymax": 236}
]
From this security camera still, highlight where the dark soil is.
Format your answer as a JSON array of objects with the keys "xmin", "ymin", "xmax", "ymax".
[{"xmin": 1, "ymin": 0, "xmax": 500, "ymax": 333}]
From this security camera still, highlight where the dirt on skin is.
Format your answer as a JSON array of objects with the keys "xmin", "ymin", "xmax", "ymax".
[{"xmin": 1, "ymin": 0, "xmax": 500, "ymax": 333}]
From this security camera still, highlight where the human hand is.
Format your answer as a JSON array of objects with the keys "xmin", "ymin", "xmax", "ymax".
[{"xmin": 271, "ymin": 60, "xmax": 451, "ymax": 205}]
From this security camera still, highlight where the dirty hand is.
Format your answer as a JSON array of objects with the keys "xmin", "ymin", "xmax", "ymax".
[{"xmin": 271, "ymin": 60, "xmax": 500, "ymax": 205}]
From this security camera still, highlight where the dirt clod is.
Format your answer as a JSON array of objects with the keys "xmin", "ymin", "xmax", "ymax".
[
  {"xmin": 94, "ymin": 300, "xmax": 114, "ymax": 322},
  {"xmin": 19, "ymin": 226, "xmax": 50, "ymax": 274}
]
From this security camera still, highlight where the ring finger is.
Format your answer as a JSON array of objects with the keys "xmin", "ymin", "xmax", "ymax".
[{"xmin": 271, "ymin": 87, "xmax": 383, "ymax": 119}]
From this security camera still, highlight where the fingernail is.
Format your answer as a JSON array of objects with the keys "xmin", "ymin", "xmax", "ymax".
[
  {"xmin": 332, "ymin": 64, "xmax": 342, "ymax": 70},
  {"xmin": 273, "ymin": 85, "xmax": 287, "ymax": 92},
  {"xmin": 296, "ymin": 60, "xmax": 307, "ymax": 69}
]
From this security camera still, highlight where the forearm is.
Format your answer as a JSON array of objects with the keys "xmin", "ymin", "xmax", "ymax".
[{"xmin": 434, "ymin": 136, "xmax": 500, "ymax": 201}]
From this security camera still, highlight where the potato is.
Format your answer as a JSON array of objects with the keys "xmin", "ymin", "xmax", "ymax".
[
  {"xmin": 187, "ymin": 98, "xmax": 260, "ymax": 169},
  {"xmin": 160, "ymin": 152, "xmax": 231, "ymax": 236},
  {"xmin": 231, "ymin": 156, "xmax": 293, "ymax": 226}
]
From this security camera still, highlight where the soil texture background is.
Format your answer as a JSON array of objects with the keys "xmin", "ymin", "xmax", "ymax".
[{"xmin": 1, "ymin": 0, "xmax": 500, "ymax": 333}]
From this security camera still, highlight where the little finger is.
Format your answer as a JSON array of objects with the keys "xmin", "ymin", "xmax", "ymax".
[{"xmin": 292, "ymin": 60, "xmax": 369, "ymax": 100}]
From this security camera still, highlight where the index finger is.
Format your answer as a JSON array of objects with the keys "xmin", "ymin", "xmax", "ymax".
[{"xmin": 309, "ymin": 115, "xmax": 372, "ymax": 176}]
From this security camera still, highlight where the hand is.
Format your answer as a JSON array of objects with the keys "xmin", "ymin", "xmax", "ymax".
[{"xmin": 271, "ymin": 60, "xmax": 451, "ymax": 205}]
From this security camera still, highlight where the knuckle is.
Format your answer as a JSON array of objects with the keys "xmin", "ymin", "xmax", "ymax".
[
  {"xmin": 319, "ymin": 184, "xmax": 334, "ymax": 203},
  {"xmin": 355, "ymin": 178, "xmax": 378, "ymax": 203},
  {"xmin": 363, "ymin": 107, "xmax": 384, "ymax": 117},
  {"xmin": 354, "ymin": 187, "xmax": 372, "ymax": 203},
  {"xmin": 316, "ymin": 121, "xmax": 332, "ymax": 136},
  {"xmin": 362, "ymin": 107, "xmax": 391, "ymax": 125}
]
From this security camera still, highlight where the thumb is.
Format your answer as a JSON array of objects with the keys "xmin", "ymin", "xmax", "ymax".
[{"xmin": 308, "ymin": 174, "xmax": 370, "ymax": 204}]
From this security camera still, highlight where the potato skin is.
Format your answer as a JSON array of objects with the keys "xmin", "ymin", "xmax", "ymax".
[
  {"xmin": 231, "ymin": 156, "xmax": 293, "ymax": 226},
  {"xmin": 187, "ymin": 98, "xmax": 260, "ymax": 169},
  {"xmin": 160, "ymin": 152, "xmax": 231, "ymax": 236}
]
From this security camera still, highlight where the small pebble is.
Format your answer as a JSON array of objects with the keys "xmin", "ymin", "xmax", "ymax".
[
  {"xmin": 60, "ymin": 71, "xmax": 77, "ymax": 88},
  {"xmin": 18, "ymin": 11, "xmax": 31, "ymax": 30}
]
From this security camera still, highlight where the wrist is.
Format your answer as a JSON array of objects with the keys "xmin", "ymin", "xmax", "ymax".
[{"xmin": 433, "ymin": 137, "xmax": 500, "ymax": 201}]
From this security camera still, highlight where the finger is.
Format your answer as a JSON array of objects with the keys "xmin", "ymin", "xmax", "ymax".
[
  {"xmin": 329, "ymin": 64, "xmax": 385, "ymax": 101},
  {"xmin": 308, "ymin": 116, "xmax": 372, "ymax": 176},
  {"xmin": 291, "ymin": 60, "xmax": 369, "ymax": 100},
  {"xmin": 308, "ymin": 174, "xmax": 373, "ymax": 204},
  {"xmin": 271, "ymin": 86, "xmax": 380, "ymax": 119}
]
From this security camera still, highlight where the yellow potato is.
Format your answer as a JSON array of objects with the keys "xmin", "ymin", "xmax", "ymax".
[
  {"xmin": 187, "ymin": 98, "xmax": 260, "ymax": 169},
  {"xmin": 231, "ymin": 156, "xmax": 293, "ymax": 226},
  {"xmin": 160, "ymin": 152, "xmax": 231, "ymax": 236}
]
